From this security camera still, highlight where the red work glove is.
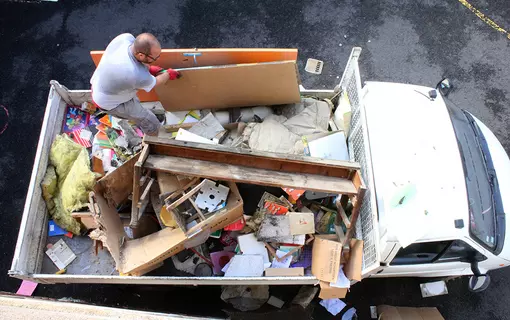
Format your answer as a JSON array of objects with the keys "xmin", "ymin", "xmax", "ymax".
[
  {"xmin": 149, "ymin": 65, "xmax": 164, "ymax": 76},
  {"xmin": 166, "ymin": 68, "xmax": 182, "ymax": 80}
]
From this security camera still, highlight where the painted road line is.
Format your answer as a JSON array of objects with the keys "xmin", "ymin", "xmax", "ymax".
[{"xmin": 458, "ymin": 0, "xmax": 510, "ymax": 39}]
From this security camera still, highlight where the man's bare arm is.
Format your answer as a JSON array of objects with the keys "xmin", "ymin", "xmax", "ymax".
[{"xmin": 154, "ymin": 72, "xmax": 170, "ymax": 87}]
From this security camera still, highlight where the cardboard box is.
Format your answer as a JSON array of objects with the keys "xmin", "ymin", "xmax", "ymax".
[
  {"xmin": 377, "ymin": 305, "xmax": 445, "ymax": 320},
  {"xmin": 344, "ymin": 239, "xmax": 363, "ymax": 281},
  {"xmin": 288, "ymin": 212, "xmax": 315, "ymax": 235},
  {"xmin": 311, "ymin": 236, "xmax": 342, "ymax": 283},
  {"xmin": 93, "ymin": 181, "xmax": 243, "ymax": 276},
  {"xmin": 318, "ymin": 281, "xmax": 348, "ymax": 299},
  {"xmin": 155, "ymin": 61, "xmax": 301, "ymax": 111},
  {"xmin": 265, "ymin": 267, "xmax": 305, "ymax": 277}
]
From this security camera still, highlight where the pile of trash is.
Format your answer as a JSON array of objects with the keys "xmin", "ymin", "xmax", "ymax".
[{"xmin": 41, "ymin": 95, "xmax": 360, "ymax": 309}]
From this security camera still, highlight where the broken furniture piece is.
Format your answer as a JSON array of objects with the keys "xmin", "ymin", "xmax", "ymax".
[
  {"xmin": 164, "ymin": 178, "xmax": 230, "ymax": 232},
  {"xmin": 137, "ymin": 136, "xmax": 366, "ymax": 249}
]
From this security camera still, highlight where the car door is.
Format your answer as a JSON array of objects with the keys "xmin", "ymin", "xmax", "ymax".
[{"xmin": 377, "ymin": 239, "xmax": 487, "ymax": 277}]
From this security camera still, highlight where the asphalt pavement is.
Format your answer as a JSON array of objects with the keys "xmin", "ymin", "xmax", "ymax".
[{"xmin": 1, "ymin": 0, "xmax": 510, "ymax": 319}]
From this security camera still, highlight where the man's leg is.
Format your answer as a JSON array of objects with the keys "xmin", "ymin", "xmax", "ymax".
[{"xmin": 107, "ymin": 98, "xmax": 161, "ymax": 136}]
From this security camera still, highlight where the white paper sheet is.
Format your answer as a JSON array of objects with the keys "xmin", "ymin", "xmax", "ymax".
[
  {"xmin": 237, "ymin": 233, "xmax": 270, "ymax": 265},
  {"xmin": 270, "ymin": 250, "xmax": 293, "ymax": 268},
  {"xmin": 224, "ymin": 255, "xmax": 264, "ymax": 277},
  {"xmin": 320, "ymin": 298, "xmax": 346, "ymax": 316},
  {"xmin": 330, "ymin": 266, "xmax": 351, "ymax": 288}
]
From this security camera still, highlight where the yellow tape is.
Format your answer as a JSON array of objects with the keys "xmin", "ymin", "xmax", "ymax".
[{"xmin": 458, "ymin": 0, "xmax": 510, "ymax": 39}]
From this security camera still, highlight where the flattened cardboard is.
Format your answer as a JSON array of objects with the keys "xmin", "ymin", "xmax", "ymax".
[
  {"xmin": 265, "ymin": 267, "xmax": 304, "ymax": 277},
  {"xmin": 344, "ymin": 239, "xmax": 363, "ymax": 281},
  {"xmin": 96, "ymin": 181, "xmax": 243, "ymax": 275},
  {"xmin": 91, "ymin": 48, "xmax": 298, "ymax": 102},
  {"xmin": 155, "ymin": 61, "xmax": 301, "ymax": 111},
  {"xmin": 312, "ymin": 237, "xmax": 342, "ymax": 283},
  {"xmin": 319, "ymin": 281, "xmax": 348, "ymax": 299},
  {"xmin": 288, "ymin": 212, "xmax": 315, "ymax": 235},
  {"xmin": 377, "ymin": 305, "xmax": 445, "ymax": 320}
]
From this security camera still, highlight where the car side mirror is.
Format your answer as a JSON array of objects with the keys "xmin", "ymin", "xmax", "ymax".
[
  {"xmin": 468, "ymin": 261, "xmax": 491, "ymax": 292},
  {"xmin": 436, "ymin": 78, "xmax": 453, "ymax": 97},
  {"xmin": 468, "ymin": 274, "xmax": 491, "ymax": 292}
]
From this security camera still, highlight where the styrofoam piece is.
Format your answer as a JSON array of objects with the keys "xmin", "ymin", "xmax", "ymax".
[
  {"xmin": 420, "ymin": 281, "xmax": 448, "ymax": 297},
  {"xmin": 175, "ymin": 128, "xmax": 217, "ymax": 145},
  {"xmin": 305, "ymin": 58, "xmax": 324, "ymax": 74},
  {"xmin": 195, "ymin": 179, "xmax": 229, "ymax": 212},
  {"xmin": 308, "ymin": 131, "xmax": 349, "ymax": 161},
  {"xmin": 267, "ymin": 296, "xmax": 285, "ymax": 308},
  {"xmin": 45, "ymin": 239, "xmax": 76, "ymax": 270}
]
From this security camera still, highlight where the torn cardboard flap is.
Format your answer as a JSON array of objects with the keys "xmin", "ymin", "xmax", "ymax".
[
  {"xmin": 265, "ymin": 267, "xmax": 304, "ymax": 277},
  {"xmin": 94, "ymin": 153, "xmax": 140, "ymax": 207},
  {"xmin": 90, "ymin": 192, "xmax": 127, "ymax": 267},
  {"xmin": 312, "ymin": 237, "xmax": 342, "ymax": 283},
  {"xmin": 344, "ymin": 238, "xmax": 363, "ymax": 281},
  {"xmin": 288, "ymin": 212, "xmax": 315, "ymax": 235},
  {"xmin": 319, "ymin": 281, "xmax": 348, "ymax": 299},
  {"xmin": 94, "ymin": 182, "xmax": 243, "ymax": 276}
]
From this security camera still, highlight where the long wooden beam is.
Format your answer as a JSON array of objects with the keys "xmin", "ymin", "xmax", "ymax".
[
  {"xmin": 144, "ymin": 155, "xmax": 358, "ymax": 195},
  {"xmin": 144, "ymin": 136, "xmax": 360, "ymax": 179}
]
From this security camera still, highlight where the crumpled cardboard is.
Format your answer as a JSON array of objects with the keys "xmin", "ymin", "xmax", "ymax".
[
  {"xmin": 319, "ymin": 281, "xmax": 348, "ymax": 299},
  {"xmin": 311, "ymin": 236, "xmax": 342, "ymax": 283},
  {"xmin": 344, "ymin": 239, "xmax": 364, "ymax": 281},
  {"xmin": 377, "ymin": 305, "xmax": 445, "ymax": 320}
]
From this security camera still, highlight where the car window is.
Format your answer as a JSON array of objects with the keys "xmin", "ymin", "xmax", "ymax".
[
  {"xmin": 391, "ymin": 240, "xmax": 486, "ymax": 265},
  {"xmin": 438, "ymin": 240, "xmax": 487, "ymax": 263},
  {"xmin": 391, "ymin": 241, "xmax": 451, "ymax": 265}
]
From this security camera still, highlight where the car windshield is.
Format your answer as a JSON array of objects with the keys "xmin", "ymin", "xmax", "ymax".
[{"xmin": 447, "ymin": 102, "xmax": 496, "ymax": 249}]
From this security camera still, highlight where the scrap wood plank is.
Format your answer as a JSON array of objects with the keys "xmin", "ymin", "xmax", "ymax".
[
  {"xmin": 342, "ymin": 187, "xmax": 366, "ymax": 248},
  {"xmin": 131, "ymin": 144, "xmax": 151, "ymax": 228},
  {"xmin": 154, "ymin": 61, "xmax": 301, "ymax": 111},
  {"xmin": 145, "ymin": 136, "xmax": 360, "ymax": 178},
  {"xmin": 90, "ymin": 48, "xmax": 298, "ymax": 102},
  {"xmin": 144, "ymin": 155, "xmax": 358, "ymax": 195}
]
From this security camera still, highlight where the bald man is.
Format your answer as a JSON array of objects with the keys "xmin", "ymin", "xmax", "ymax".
[{"xmin": 90, "ymin": 33, "xmax": 180, "ymax": 136}]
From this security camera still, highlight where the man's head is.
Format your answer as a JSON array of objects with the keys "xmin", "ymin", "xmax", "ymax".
[{"xmin": 133, "ymin": 33, "xmax": 161, "ymax": 65}]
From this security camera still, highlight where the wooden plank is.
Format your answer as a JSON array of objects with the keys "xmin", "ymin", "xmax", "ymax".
[
  {"xmin": 137, "ymin": 178, "xmax": 155, "ymax": 208},
  {"xmin": 145, "ymin": 136, "xmax": 359, "ymax": 179},
  {"xmin": 144, "ymin": 155, "xmax": 358, "ymax": 195},
  {"xmin": 155, "ymin": 61, "xmax": 301, "ymax": 112},
  {"xmin": 90, "ymin": 48, "xmax": 298, "ymax": 102},
  {"xmin": 130, "ymin": 165, "xmax": 142, "ymax": 228},
  {"xmin": 166, "ymin": 180, "xmax": 206, "ymax": 211},
  {"xmin": 342, "ymin": 187, "xmax": 366, "ymax": 247},
  {"xmin": 337, "ymin": 205, "xmax": 351, "ymax": 229},
  {"xmin": 130, "ymin": 144, "xmax": 151, "ymax": 227}
]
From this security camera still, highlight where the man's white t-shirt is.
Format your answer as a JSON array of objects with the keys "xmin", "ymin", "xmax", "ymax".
[{"xmin": 90, "ymin": 33, "xmax": 157, "ymax": 110}]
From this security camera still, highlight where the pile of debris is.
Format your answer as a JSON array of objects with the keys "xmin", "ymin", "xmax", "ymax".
[{"xmin": 41, "ymin": 94, "xmax": 363, "ymax": 302}]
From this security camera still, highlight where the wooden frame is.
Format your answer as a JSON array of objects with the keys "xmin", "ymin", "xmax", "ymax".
[{"xmin": 144, "ymin": 136, "xmax": 360, "ymax": 178}]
